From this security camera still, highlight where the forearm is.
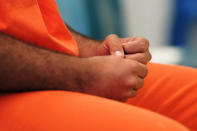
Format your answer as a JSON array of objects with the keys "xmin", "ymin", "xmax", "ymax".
[
  {"xmin": 68, "ymin": 26, "xmax": 101, "ymax": 57},
  {"xmin": 0, "ymin": 33, "xmax": 85, "ymax": 92}
]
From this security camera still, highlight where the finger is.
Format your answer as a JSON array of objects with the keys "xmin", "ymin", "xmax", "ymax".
[
  {"xmin": 104, "ymin": 34, "xmax": 124, "ymax": 57},
  {"xmin": 125, "ymin": 89, "xmax": 138, "ymax": 99},
  {"xmin": 122, "ymin": 37, "xmax": 149, "ymax": 54},
  {"xmin": 138, "ymin": 62, "xmax": 148, "ymax": 78},
  {"xmin": 125, "ymin": 51, "xmax": 152, "ymax": 65},
  {"xmin": 127, "ymin": 77, "xmax": 144, "ymax": 91},
  {"xmin": 120, "ymin": 89, "xmax": 138, "ymax": 102},
  {"xmin": 122, "ymin": 89, "xmax": 138, "ymax": 102},
  {"xmin": 117, "ymin": 97, "xmax": 130, "ymax": 102},
  {"xmin": 135, "ymin": 77, "xmax": 144, "ymax": 90},
  {"xmin": 132, "ymin": 61, "xmax": 148, "ymax": 78},
  {"xmin": 120, "ymin": 37, "xmax": 137, "ymax": 43},
  {"xmin": 125, "ymin": 76, "xmax": 144, "ymax": 90}
]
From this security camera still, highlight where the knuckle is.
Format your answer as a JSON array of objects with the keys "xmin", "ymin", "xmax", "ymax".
[
  {"xmin": 140, "ymin": 79, "xmax": 145, "ymax": 86},
  {"xmin": 149, "ymin": 52, "xmax": 152, "ymax": 61},
  {"xmin": 136, "ymin": 37, "xmax": 149, "ymax": 43},
  {"xmin": 140, "ymin": 37, "xmax": 149, "ymax": 45},
  {"xmin": 143, "ymin": 51, "xmax": 152, "ymax": 63},
  {"xmin": 140, "ymin": 53, "xmax": 146, "ymax": 59},
  {"xmin": 106, "ymin": 34, "xmax": 117, "ymax": 40},
  {"xmin": 138, "ymin": 38, "xmax": 149, "ymax": 51},
  {"xmin": 105, "ymin": 34, "xmax": 122, "ymax": 49},
  {"xmin": 144, "ymin": 66, "xmax": 148, "ymax": 77},
  {"xmin": 109, "ymin": 34, "xmax": 117, "ymax": 37},
  {"xmin": 124, "ymin": 77, "xmax": 138, "ymax": 88},
  {"xmin": 105, "ymin": 37, "xmax": 111, "ymax": 44},
  {"xmin": 140, "ymin": 54, "xmax": 147, "ymax": 64},
  {"xmin": 130, "ymin": 61, "xmax": 139, "ymax": 71},
  {"xmin": 105, "ymin": 35, "xmax": 113, "ymax": 43},
  {"xmin": 134, "ymin": 54, "xmax": 146, "ymax": 64},
  {"xmin": 139, "ymin": 42, "xmax": 148, "ymax": 52},
  {"xmin": 139, "ymin": 64, "xmax": 148, "ymax": 78},
  {"xmin": 131, "ymin": 91, "xmax": 138, "ymax": 97},
  {"xmin": 143, "ymin": 38, "xmax": 150, "ymax": 45},
  {"xmin": 137, "ymin": 79, "xmax": 144, "ymax": 89},
  {"xmin": 126, "ymin": 90, "xmax": 137, "ymax": 98},
  {"xmin": 120, "ymin": 97, "xmax": 129, "ymax": 102}
]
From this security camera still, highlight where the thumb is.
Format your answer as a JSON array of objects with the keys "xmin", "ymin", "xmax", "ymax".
[{"xmin": 104, "ymin": 34, "xmax": 124, "ymax": 57}]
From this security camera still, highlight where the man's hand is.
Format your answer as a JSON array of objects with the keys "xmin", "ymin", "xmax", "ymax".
[
  {"xmin": 81, "ymin": 55, "xmax": 148, "ymax": 102},
  {"xmin": 97, "ymin": 34, "xmax": 152, "ymax": 64},
  {"xmin": 122, "ymin": 37, "xmax": 152, "ymax": 64},
  {"xmin": 0, "ymin": 31, "xmax": 150, "ymax": 102},
  {"xmin": 68, "ymin": 27, "xmax": 151, "ymax": 64},
  {"xmin": 0, "ymin": 33, "xmax": 147, "ymax": 102}
]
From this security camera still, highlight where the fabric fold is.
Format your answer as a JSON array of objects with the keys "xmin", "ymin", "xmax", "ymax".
[{"xmin": 0, "ymin": 0, "xmax": 79, "ymax": 56}]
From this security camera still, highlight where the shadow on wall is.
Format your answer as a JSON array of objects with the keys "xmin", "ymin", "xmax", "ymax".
[{"xmin": 56, "ymin": 0, "xmax": 125, "ymax": 40}]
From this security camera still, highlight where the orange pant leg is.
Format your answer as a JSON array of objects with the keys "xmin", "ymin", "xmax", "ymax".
[
  {"xmin": 0, "ymin": 91, "xmax": 188, "ymax": 131},
  {"xmin": 127, "ymin": 63, "xmax": 197, "ymax": 130}
]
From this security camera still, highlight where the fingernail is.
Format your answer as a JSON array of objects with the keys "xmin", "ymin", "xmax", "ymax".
[{"xmin": 114, "ymin": 51, "xmax": 123, "ymax": 57}]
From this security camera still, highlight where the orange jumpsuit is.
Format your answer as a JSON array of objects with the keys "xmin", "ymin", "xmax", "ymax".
[{"xmin": 0, "ymin": 0, "xmax": 197, "ymax": 130}]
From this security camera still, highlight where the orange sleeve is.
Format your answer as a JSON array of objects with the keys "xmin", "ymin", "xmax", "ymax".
[{"xmin": 0, "ymin": 0, "xmax": 79, "ymax": 56}]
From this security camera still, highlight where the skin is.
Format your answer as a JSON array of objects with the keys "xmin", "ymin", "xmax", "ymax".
[
  {"xmin": 69, "ymin": 27, "xmax": 151, "ymax": 64},
  {"xmin": 0, "ymin": 27, "xmax": 151, "ymax": 102}
]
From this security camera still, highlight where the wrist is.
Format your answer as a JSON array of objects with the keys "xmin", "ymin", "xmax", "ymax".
[
  {"xmin": 68, "ymin": 27, "xmax": 102, "ymax": 57},
  {"xmin": 47, "ymin": 55, "xmax": 87, "ymax": 92}
]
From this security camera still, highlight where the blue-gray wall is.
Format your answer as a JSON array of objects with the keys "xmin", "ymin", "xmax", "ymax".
[{"xmin": 56, "ymin": 0, "xmax": 124, "ymax": 40}]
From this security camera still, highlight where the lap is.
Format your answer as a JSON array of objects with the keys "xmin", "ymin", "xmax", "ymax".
[
  {"xmin": 127, "ymin": 63, "xmax": 197, "ymax": 130},
  {"xmin": 0, "ymin": 91, "xmax": 188, "ymax": 131}
]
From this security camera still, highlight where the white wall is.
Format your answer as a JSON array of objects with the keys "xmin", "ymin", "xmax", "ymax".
[{"xmin": 121, "ymin": 0, "xmax": 174, "ymax": 46}]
